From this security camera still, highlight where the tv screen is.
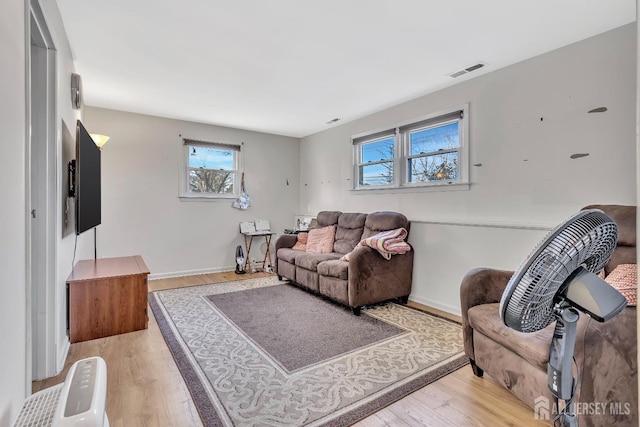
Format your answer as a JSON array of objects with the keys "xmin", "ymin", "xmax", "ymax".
[{"xmin": 75, "ymin": 120, "xmax": 101, "ymax": 235}]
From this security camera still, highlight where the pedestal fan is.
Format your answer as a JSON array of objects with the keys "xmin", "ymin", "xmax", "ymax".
[{"xmin": 499, "ymin": 209, "xmax": 627, "ymax": 426}]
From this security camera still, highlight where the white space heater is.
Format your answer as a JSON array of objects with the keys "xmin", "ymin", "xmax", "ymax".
[{"xmin": 13, "ymin": 357, "xmax": 109, "ymax": 427}]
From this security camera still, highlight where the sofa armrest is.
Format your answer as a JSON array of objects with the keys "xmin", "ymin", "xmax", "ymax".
[
  {"xmin": 276, "ymin": 234, "xmax": 298, "ymax": 252},
  {"xmin": 459, "ymin": 268, "xmax": 513, "ymax": 360},
  {"xmin": 348, "ymin": 245, "xmax": 414, "ymax": 308},
  {"xmin": 274, "ymin": 234, "xmax": 298, "ymax": 275}
]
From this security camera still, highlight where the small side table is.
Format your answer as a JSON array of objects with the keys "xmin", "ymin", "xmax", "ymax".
[{"xmin": 241, "ymin": 231, "xmax": 275, "ymax": 272}]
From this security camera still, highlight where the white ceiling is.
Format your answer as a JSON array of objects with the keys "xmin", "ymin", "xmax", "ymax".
[{"xmin": 56, "ymin": 0, "xmax": 636, "ymax": 138}]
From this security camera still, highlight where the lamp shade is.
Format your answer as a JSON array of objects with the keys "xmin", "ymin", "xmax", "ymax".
[{"xmin": 90, "ymin": 134, "xmax": 110, "ymax": 148}]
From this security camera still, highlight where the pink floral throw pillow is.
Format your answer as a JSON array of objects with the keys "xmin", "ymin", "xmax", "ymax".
[
  {"xmin": 306, "ymin": 226, "xmax": 336, "ymax": 254},
  {"xmin": 605, "ymin": 263, "xmax": 637, "ymax": 306},
  {"xmin": 292, "ymin": 232, "xmax": 308, "ymax": 251}
]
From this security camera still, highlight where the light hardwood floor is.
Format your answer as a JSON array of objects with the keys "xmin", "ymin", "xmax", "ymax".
[{"xmin": 34, "ymin": 272, "xmax": 547, "ymax": 426}]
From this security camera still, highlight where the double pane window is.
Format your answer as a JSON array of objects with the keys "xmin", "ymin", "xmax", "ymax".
[{"xmin": 353, "ymin": 105, "xmax": 468, "ymax": 191}]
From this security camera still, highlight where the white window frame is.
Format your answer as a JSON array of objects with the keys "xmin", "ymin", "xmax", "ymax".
[
  {"xmin": 352, "ymin": 104, "xmax": 469, "ymax": 192},
  {"xmin": 180, "ymin": 138, "xmax": 242, "ymax": 200},
  {"xmin": 353, "ymin": 130, "xmax": 398, "ymax": 189}
]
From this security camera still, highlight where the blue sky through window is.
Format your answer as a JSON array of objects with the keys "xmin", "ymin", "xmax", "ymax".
[
  {"xmin": 189, "ymin": 146, "xmax": 233, "ymax": 169},
  {"xmin": 362, "ymin": 137, "xmax": 394, "ymax": 163},
  {"xmin": 360, "ymin": 136, "xmax": 395, "ymax": 186},
  {"xmin": 410, "ymin": 122, "xmax": 458, "ymax": 154}
]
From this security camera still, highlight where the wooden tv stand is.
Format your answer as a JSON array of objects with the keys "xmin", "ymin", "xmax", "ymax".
[{"xmin": 66, "ymin": 255, "xmax": 150, "ymax": 343}]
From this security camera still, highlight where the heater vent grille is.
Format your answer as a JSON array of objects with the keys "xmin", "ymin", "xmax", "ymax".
[
  {"xmin": 12, "ymin": 357, "xmax": 108, "ymax": 427},
  {"xmin": 448, "ymin": 62, "xmax": 486, "ymax": 78},
  {"xmin": 13, "ymin": 384, "xmax": 63, "ymax": 427}
]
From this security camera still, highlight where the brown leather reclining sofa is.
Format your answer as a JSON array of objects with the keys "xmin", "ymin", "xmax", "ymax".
[
  {"xmin": 460, "ymin": 204, "xmax": 637, "ymax": 426},
  {"xmin": 275, "ymin": 211, "xmax": 413, "ymax": 315}
]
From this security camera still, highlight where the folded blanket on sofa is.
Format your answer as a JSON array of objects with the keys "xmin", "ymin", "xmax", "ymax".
[{"xmin": 359, "ymin": 227, "xmax": 411, "ymax": 260}]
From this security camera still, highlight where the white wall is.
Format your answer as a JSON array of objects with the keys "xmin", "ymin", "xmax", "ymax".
[
  {"xmin": 0, "ymin": 1, "xmax": 28, "ymax": 424},
  {"xmin": 84, "ymin": 107, "xmax": 300, "ymax": 277},
  {"xmin": 300, "ymin": 24, "xmax": 637, "ymax": 315}
]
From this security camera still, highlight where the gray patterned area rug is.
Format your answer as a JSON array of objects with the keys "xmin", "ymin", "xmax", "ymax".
[{"xmin": 149, "ymin": 276, "xmax": 467, "ymax": 427}]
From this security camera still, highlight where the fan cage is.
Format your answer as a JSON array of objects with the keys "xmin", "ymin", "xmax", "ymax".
[{"xmin": 500, "ymin": 210, "xmax": 618, "ymax": 332}]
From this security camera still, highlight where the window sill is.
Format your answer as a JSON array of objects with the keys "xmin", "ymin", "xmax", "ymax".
[
  {"xmin": 179, "ymin": 194, "xmax": 237, "ymax": 202},
  {"xmin": 351, "ymin": 182, "xmax": 470, "ymax": 194}
]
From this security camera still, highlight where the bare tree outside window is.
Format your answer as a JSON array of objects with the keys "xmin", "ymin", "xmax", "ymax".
[
  {"xmin": 376, "ymin": 143, "xmax": 395, "ymax": 184},
  {"xmin": 189, "ymin": 169, "xmax": 234, "ymax": 193},
  {"xmin": 409, "ymin": 152, "xmax": 458, "ymax": 182}
]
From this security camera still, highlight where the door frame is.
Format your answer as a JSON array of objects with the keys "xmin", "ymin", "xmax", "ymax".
[{"xmin": 27, "ymin": 0, "xmax": 58, "ymax": 382}]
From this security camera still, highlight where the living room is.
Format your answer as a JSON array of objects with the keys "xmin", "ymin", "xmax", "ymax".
[{"xmin": 1, "ymin": 1, "xmax": 637, "ymax": 426}]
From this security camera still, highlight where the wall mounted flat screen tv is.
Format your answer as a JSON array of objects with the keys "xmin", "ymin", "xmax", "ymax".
[{"xmin": 75, "ymin": 120, "xmax": 101, "ymax": 235}]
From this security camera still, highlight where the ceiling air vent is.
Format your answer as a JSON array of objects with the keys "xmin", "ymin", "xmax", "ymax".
[{"xmin": 448, "ymin": 62, "xmax": 487, "ymax": 78}]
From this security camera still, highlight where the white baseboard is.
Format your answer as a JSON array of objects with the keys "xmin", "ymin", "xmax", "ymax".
[
  {"xmin": 409, "ymin": 294, "xmax": 462, "ymax": 317},
  {"xmin": 148, "ymin": 268, "xmax": 463, "ymax": 317},
  {"xmin": 57, "ymin": 338, "xmax": 70, "ymax": 375},
  {"xmin": 149, "ymin": 265, "xmax": 236, "ymax": 280}
]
